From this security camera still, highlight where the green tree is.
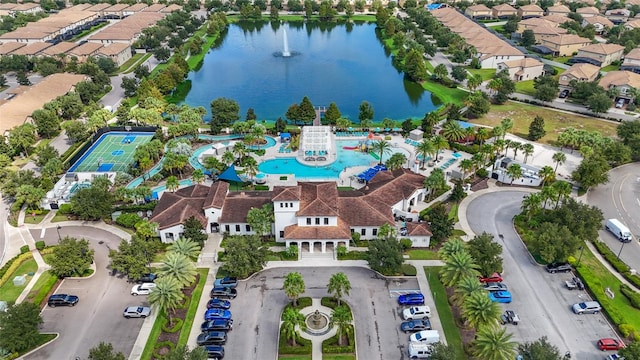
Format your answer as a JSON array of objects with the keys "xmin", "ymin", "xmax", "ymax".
[
  {"xmin": 572, "ymin": 154, "xmax": 610, "ymax": 190},
  {"xmin": 473, "ymin": 326, "xmax": 517, "ymax": 360},
  {"xmin": 0, "ymin": 302, "xmax": 42, "ymax": 353},
  {"xmin": 135, "ymin": 219, "xmax": 158, "ymax": 240},
  {"xmin": 426, "ymin": 204, "xmax": 455, "ymax": 244},
  {"xmin": 440, "ymin": 250, "xmax": 481, "ymax": 287},
  {"xmin": 148, "ymin": 276, "xmax": 184, "ymax": 325},
  {"xmin": 589, "ymin": 92, "xmax": 614, "ymax": 114},
  {"xmin": 9, "ymin": 123, "xmax": 36, "ymax": 156},
  {"xmin": 451, "ymin": 66, "xmax": 467, "ymax": 82},
  {"xmin": 365, "ymin": 237, "xmax": 404, "ymax": 275},
  {"xmin": 163, "ymin": 345, "xmax": 208, "ymax": 360},
  {"xmin": 166, "ymin": 176, "xmax": 179, "ymax": 192},
  {"xmin": 424, "ymin": 168, "xmax": 447, "ymax": 201},
  {"xmin": 532, "ymin": 222, "xmax": 579, "ymax": 263},
  {"xmin": 88, "ymin": 342, "xmax": 126, "ymax": 360},
  {"xmin": 432, "ymin": 63, "xmax": 448, "ymax": 81},
  {"xmin": 210, "ymin": 97, "xmax": 240, "ymax": 133},
  {"xmin": 220, "ymin": 235, "xmax": 267, "ymax": 278},
  {"xmin": 15, "ymin": 185, "xmax": 46, "ymax": 210},
  {"xmin": 428, "ymin": 342, "xmax": 463, "ymax": 360},
  {"xmin": 528, "ymin": 115, "xmax": 546, "ymax": 141},
  {"xmin": 438, "ymin": 238, "xmax": 466, "ymax": 261},
  {"xmin": 552, "ymin": 151, "xmax": 566, "ymax": 173},
  {"xmin": 324, "ymin": 102, "xmax": 341, "ymax": 125},
  {"xmin": 167, "ymin": 238, "xmax": 201, "ymax": 261},
  {"xmin": 452, "ymin": 275, "xmax": 485, "ymax": 306},
  {"xmin": 462, "ymin": 290, "xmax": 501, "ymax": 329},
  {"xmin": 246, "ymin": 203, "xmax": 275, "ymax": 238},
  {"xmin": 109, "ymin": 235, "xmax": 160, "ymax": 281},
  {"xmin": 506, "ymin": 163, "xmax": 523, "ymax": 185},
  {"xmin": 370, "ymin": 140, "xmax": 392, "ymax": 165},
  {"xmin": 158, "ymin": 252, "xmax": 197, "ymax": 287},
  {"xmin": 327, "ymin": 272, "xmax": 352, "ymax": 306},
  {"xmin": 465, "ymin": 91, "xmax": 491, "ymax": 118},
  {"xmin": 298, "ymin": 96, "xmax": 316, "ymax": 125},
  {"xmin": 521, "ymin": 29, "xmax": 536, "ymax": 47},
  {"xmin": 284, "ymin": 271, "xmax": 306, "ymax": 307},
  {"xmin": 182, "ymin": 216, "xmax": 208, "ymax": 246},
  {"xmin": 358, "ymin": 101, "xmax": 374, "ymax": 126},
  {"xmin": 467, "ymin": 73, "xmax": 483, "ymax": 91},
  {"xmin": 192, "ymin": 169, "xmax": 205, "ymax": 184},
  {"xmin": 619, "ymin": 340, "xmax": 640, "ymax": 360},
  {"xmin": 517, "ymin": 336, "xmax": 563, "ymax": 360},
  {"xmin": 404, "ymin": 48, "xmax": 428, "ymax": 81},
  {"xmin": 32, "ymin": 109, "xmax": 60, "ymax": 138},
  {"xmin": 468, "ymin": 232, "xmax": 503, "ymax": 276},
  {"xmin": 281, "ymin": 307, "xmax": 306, "ymax": 346},
  {"xmin": 533, "ymin": 75, "xmax": 559, "ymax": 102},
  {"xmin": 385, "ymin": 152, "xmax": 407, "ymax": 170},
  {"xmin": 329, "ymin": 306, "xmax": 353, "ymax": 346},
  {"xmin": 50, "ymin": 236, "xmax": 95, "ymax": 278},
  {"xmin": 416, "ymin": 139, "xmax": 435, "ymax": 168}
]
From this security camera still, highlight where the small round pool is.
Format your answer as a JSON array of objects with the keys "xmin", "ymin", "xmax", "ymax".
[
  {"xmin": 255, "ymin": 173, "xmax": 267, "ymax": 184},
  {"xmin": 247, "ymin": 136, "xmax": 277, "ymax": 150}
]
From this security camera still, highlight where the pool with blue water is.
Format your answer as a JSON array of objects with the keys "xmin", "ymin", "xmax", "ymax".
[{"xmin": 247, "ymin": 136, "xmax": 277, "ymax": 150}]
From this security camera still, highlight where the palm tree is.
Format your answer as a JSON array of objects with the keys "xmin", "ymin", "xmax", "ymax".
[
  {"xmin": 439, "ymin": 250, "xmax": 481, "ymax": 287},
  {"xmin": 416, "ymin": 139, "xmax": 435, "ymax": 168},
  {"xmin": 506, "ymin": 163, "xmax": 522, "ymax": 185},
  {"xmin": 422, "ymin": 112, "xmax": 440, "ymax": 132},
  {"xmin": 521, "ymin": 143, "xmax": 534, "ymax": 163},
  {"xmin": 471, "ymin": 153, "xmax": 484, "ymax": 173},
  {"xmin": 442, "ymin": 121, "xmax": 465, "ymax": 143},
  {"xmin": 158, "ymin": 252, "xmax": 197, "ymax": 287},
  {"xmin": 552, "ymin": 151, "xmax": 567, "ymax": 174},
  {"xmin": 540, "ymin": 185, "xmax": 558, "ymax": 209},
  {"xmin": 510, "ymin": 141, "xmax": 522, "ymax": 160},
  {"xmin": 243, "ymin": 157, "xmax": 259, "ymax": 181},
  {"xmin": 500, "ymin": 118, "xmax": 513, "ymax": 139},
  {"xmin": 371, "ymin": 140, "xmax": 392, "ymax": 165},
  {"xmin": 438, "ymin": 238, "xmax": 466, "ymax": 261},
  {"xmin": 461, "ymin": 291, "xmax": 501, "ymax": 329},
  {"xmin": 222, "ymin": 150, "xmax": 235, "ymax": 166},
  {"xmin": 552, "ymin": 180, "xmax": 572, "ymax": 209},
  {"xmin": 232, "ymin": 142, "xmax": 247, "ymax": 160},
  {"xmin": 491, "ymin": 125, "xmax": 505, "ymax": 141},
  {"xmin": 452, "ymin": 275, "xmax": 485, "ymax": 306},
  {"xmin": 166, "ymin": 103, "xmax": 179, "ymax": 122},
  {"xmin": 473, "ymin": 326, "xmax": 517, "ymax": 360},
  {"xmin": 281, "ymin": 307, "xmax": 306, "ymax": 346},
  {"xmin": 330, "ymin": 306, "xmax": 353, "ymax": 346},
  {"xmin": 538, "ymin": 165, "xmax": 555, "ymax": 187},
  {"xmin": 385, "ymin": 153, "xmax": 407, "ymax": 170},
  {"xmin": 327, "ymin": 272, "xmax": 352, "ymax": 306},
  {"xmin": 166, "ymin": 176, "xmax": 179, "ymax": 192},
  {"xmin": 503, "ymin": 139, "xmax": 513, "ymax": 157},
  {"xmin": 474, "ymin": 127, "xmax": 489, "ymax": 146},
  {"xmin": 459, "ymin": 159, "xmax": 474, "ymax": 181},
  {"xmin": 336, "ymin": 117, "xmax": 351, "ymax": 131},
  {"xmin": 520, "ymin": 193, "xmax": 543, "ymax": 221},
  {"xmin": 284, "ymin": 272, "xmax": 305, "ymax": 307},
  {"xmin": 432, "ymin": 135, "xmax": 449, "ymax": 163},
  {"xmin": 167, "ymin": 238, "xmax": 201, "ymax": 260},
  {"xmin": 467, "ymin": 73, "xmax": 483, "ymax": 91},
  {"xmin": 148, "ymin": 276, "xmax": 184, "ymax": 325},
  {"xmin": 487, "ymin": 78, "xmax": 502, "ymax": 95},
  {"xmin": 192, "ymin": 169, "xmax": 205, "ymax": 184}
]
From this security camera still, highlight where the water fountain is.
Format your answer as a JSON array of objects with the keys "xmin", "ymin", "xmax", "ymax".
[
  {"xmin": 282, "ymin": 28, "xmax": 291, "ymax": 57},
  {"xmin": 304, "ymin": 308, "xmax": 331, "ymax": 335}
]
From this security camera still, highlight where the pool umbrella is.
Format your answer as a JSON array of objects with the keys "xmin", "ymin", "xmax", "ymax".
[{"xmin": 374, "ymin": 127, "xmax": 381, "ymax": 132}]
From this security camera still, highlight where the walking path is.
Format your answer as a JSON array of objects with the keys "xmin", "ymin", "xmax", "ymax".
[{"xmin": 298, "ymin": 298, "xmax": 338, "ymax": 360}]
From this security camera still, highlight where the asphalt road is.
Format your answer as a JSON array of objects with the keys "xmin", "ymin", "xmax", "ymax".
[
  {"xmin": 466, "ymin": 191, "xmax": 617, "ymax": 359},
  {"xmin": 587, "ymin": 163, "xmax": 640, "ymax": 271},
  {"xmin": 23, "ymin": 226, "xmax": 143, "ymax": 360},
  {"xmin": 220, "ymin": 267, "xmax": 421, "ymax": 360}
]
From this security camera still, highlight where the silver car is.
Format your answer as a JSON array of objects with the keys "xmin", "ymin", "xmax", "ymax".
[
  {"xmin": 123, "ymin": 306, "xmax": 151, "ymax": 318},
  {"xmin": 483, "ymin": 282, "xmax": 507, "ymax": 292}
]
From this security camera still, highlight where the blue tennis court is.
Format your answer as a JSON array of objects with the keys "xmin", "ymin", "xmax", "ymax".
[{"xmin": 68, "ymin": 132, "xmax": 154, "ymax": 173}]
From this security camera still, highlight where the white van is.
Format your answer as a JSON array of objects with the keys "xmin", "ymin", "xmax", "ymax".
[
  {"xmin": 605, "ymin": 219, "xmax": 632, "ymax": 243},
  {"xmin": 408, "ymin": 341, "xmax": 433, "ymax": 359},
  {"xmin": 409, "ymin": 330, "xmax": 441, "ymax": 344}
]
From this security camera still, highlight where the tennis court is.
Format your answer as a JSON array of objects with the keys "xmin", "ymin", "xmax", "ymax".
[{"xmin": 68, "ymin": 131, "xmax": 154, "ymax": 173}]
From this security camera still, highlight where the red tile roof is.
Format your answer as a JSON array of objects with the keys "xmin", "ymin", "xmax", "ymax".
[
  {"xmin": 218, "ymin": 191, "xmax": 272, "ymax": 223},
  {"xmin": 284, "ymin": 219, "xmax": 351, "ymax": 240},
  {"xmin": 150, "ymin": 182, "xmax": 228, "ymax": 230}
]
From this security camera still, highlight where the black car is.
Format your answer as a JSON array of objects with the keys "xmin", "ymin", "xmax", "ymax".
[
  {"xmin": 207, "ymin": 298, "xmax": 231, "ymax": 310},
  {"xmin": 136, "ymin": 273, "xmax": 157, "ymax": 283},
  {"xmin": 559, "ymin": 89, "xmax": 569, "ymax": 98},
  {"xmin": 210, "ymin": 287, "xmax": 237, "ymax": 299},
  {"xmin": 47, "ymin": 294, "xmax": 79, "ymax": 307},
  {"xmin": 197, "ymin": 331, "xmax": 227, "ymax": 346},
  {"xmin": 545, "ymin": 262, "xmax": 572, "ymax": 273},
  {"xmin": 400, "ymin": 319, "xmax": 432, "ymax": 333},
  {"xmin": 203, "ymin": 345, "xmax": 224, "ymax": 359},
  {"xmin": 201, "ymin": 319, "xmax": 233, "ymax": 332}
]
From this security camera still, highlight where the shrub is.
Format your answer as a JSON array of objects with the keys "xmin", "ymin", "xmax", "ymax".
[
  {"xmin": 476, "ymin": 168, "xmax": 488, "ymax": 178},
  {"xmin": 592, "ymin": 240, "xmax": 629, "ymax": 273},
  {"xmin": 279, "ymin": 176, "xmax": 288, "ymax": 180},
  {"xmin": 619, "ymin": 323, "xmax": 638, "ymax": 339},
  {"xmin": 351, "ymin": 232, "xmax": 361, "ymax": 242},
  {"xmin": 153, "ymin": 340, "xmax": 175, "ymax": 359},
  {"xmin": 399, "ymin": 238, "xmax": 413, "ymax": 250},
  {"xmin": 401, "ymin": 264, "xmax": 417, "ymax": 276},
  {"xmin": 162, "ymin": 317, "xmax": 183, "ymax": 333},
  {"xmin": 20, "ymin": 245, "xmax": 30, "ymax": 254},
  {"xmin": 623, "ymin": 272, "xmax": 640, "ymax": 290},
  {"xmin": 115, "ymin": 213, "xmax": 142, "ymax": 228},
  {"xmin": 385, "ymin": 135, "xmax": 392, "ymax": 140},
  {"xmin": 620, "ymin": 284, "xmax": 640, "ymax": 309},
  {"xmin": 114, "ymin": 202, "xmax": 158, "ymax": 212},
  {"xmin": 254, "ymin": 185, "xmax": 269, "ymax": 190},
  {"xmin": 336, "ymin": 245, "xmax": 347, "ymax": 257},
  {"xmin": 35, "ymin": 241, "xmax": 45, "ymax": 250},
  {"xmin": 0, "ymin": 252, "xmax": 33, "ymax": 287},
  {"xmin": 58, "ymin": 203, "xmax": 72, "ymax": 215},
  {"xmin": 321, "ymin": 324, "xmax": 355, "ymax": 353},
  {"xmin": 278, "ymin": 327, "xmax": 312, "ymax": 355},
  {"xmin": 321, "ymin": 297, "xmax": 340, "ymax": 309}
]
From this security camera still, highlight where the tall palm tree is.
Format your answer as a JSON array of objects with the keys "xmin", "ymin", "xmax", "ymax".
[
  {"xmin": 336, "ymin": 117, "xmax": 351, "ymax": 131},
  {"xmin": 475, "ymin": 127, "xmax": 490, "ymax": 146},
  {"xmin": 148, "ymin": 276, "xmax": 184, "ymax": 325},
  {"xmin": 503, "ymin": 139, "xmax": 513, "ymax": 157},
  {"xmin": 473, "ymin": 326, "xmax": 517, "ymax": 360},
  {"xmin": 167, "ymin": 238, "xmax": 201, "ymax": 261},
  {"xmin": 538, "ymin": 165, "xmax": 555, "ymax": 187},
  {"xmin": 432, "ymin": 135, "xmax": 449, "ymax": 163},
  {"xmin": 416, "ymin": 139, "xmax": 435, "ymax": 168},
  {"xmin": 166, "ymin": 176, "xmax": 179, "ymax": 192},
  {"xmin": 327, "ymin": 272, "xmax": 352, "ymax": 306},
  {"xmin": 439, "ymin": 250, "xmax": 481, "ymax": 287},
  {"xmin": 461, "ymin": 291, "xmax": 501, "ymax": 329},
  {"xmin": 422, "ymin": 111, "xmax": 440, "ymax": 132},
  {"xmin": 500, "ymin": 118, "xmax": 513, "ymax": 139},
  {"xmin": 158, "ymin": 252, "xmax": 197, "ymax": 287},
  {"xmin": 330, "ymin": 306, "xmax": 353, "ymax": 346},
  {"xmin": 385, "ymin": 153, "xmax": 407, "ymax": 170},
  {"xmin": 552, "ymin": 151, "xmax": 567, "ymax": 174},
  {"xmin": 552, "ymin": 180, "xmax": 572, "ymax": 209},
  {"xmin": 222, "ymin": 150, "xmax": 235, "ymax": 166},
  {"xmin": 452, "ymin": 275, "xmax": 485, "ymax": 306},
  {"xmin": 540, "ymin": 185, "xmax": 558, "ymax": 209},
  {"xmin": 243, "ymin": 157, "xmax": 259, "ymax": 181},
  {"xmin": 471, "ymin": 153, "xmax": 484, "ymax": 173},
  {"xmin": 459, "ymin": 159, "xmax": 474, "ymax": 181},
  {"xmin": 192, "ymin": 169, "xmax": 205, "ymax": 184},
  {"xmin": 521, "ymin": 143, "xmax": 535, "ymax": 163},
  {"xmin": 506, "ymin": 163, "xmax": 523, "ymax": 185},
  {"xmin": 284, "ymin": 272, "xmax": 306, "ymax": 307},
  {"xmin": 442, "ymin": 121, "xmax": 465, "ymax": 143},
  {"xmin": 371, "ymin": 140, "xmax": 392, "ymax": 165},
  {"xmin": 438, "ymin": 237, "xmax": 466, "ymax": 261},
  {"xmin": 510, "ymin": 141, "xmax": 522, "ymax": 160},
  {"xmin": 520, "ymin": 193, "xmax": 543, "ymax": 221},
  {"xmin": 281, "ymin": 307, "xmax": 306, "ymax": 346},
  {"xmin": 490, "ymin": 125, "xmax": 505, "ymax": 141},
  {"xmin": 467, "ymin": 73, "xmax": 483, "ymax": 91},
  {"xmin": 232, "ymin": 142, "xmax": 247, "ymax": 159}
]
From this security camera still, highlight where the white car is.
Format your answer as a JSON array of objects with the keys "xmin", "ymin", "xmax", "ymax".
[
  {"xmin": 409, "ymin": 330, "xmax": 440, "ymax": 344},
  {"xmin": 131, "ymin": 283, "xmax": 157, "ymax": 296},
  {"xmin": 402, "ymin": 306, "xmax": 431, "ymax": 320}
]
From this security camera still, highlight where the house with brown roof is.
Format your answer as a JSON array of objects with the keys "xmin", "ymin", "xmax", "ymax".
[
  {"xmin": 103, "ymin": 4, "xmax": 130, "ymax": 19},
  {"xmin": 621, "ymin": 48, "xmax": 640, "ymax": 73},
  {"xmin": 496, "ymin": 58, "xmax": 545, "ymax": 81},
  {"xmin": 9, "ymin": 42, "xmax": 52, "ymax": 56},
  {"xmin": 598, "ymin": 70, "xmax": 640, "ymax": 101},
  {"xmin": 122, "ymin": 3, "xmax": 148, "ymax": 16},
  {"xmin": 96, "ymin": 43, "xmax": 132, "ymax": 66},
  {"xmin": 39, "ymin": 41, "xmax": 78, "ymax": 57},
  {"xmin": 465, "ymin": 4, "xmax": 492, "ymax": 19},
  {"xmin": 67, "ymin": 42, "xmax": 103, "ymax": 62},
  {"xmin": 625, "ymin": 18, "xmax": 640, "ymax": 30},
  {"xmin": 546, "ymin": 5, "xmax": 571, "ymax": 16},
  {"xmin": 160, "ymin": 4, "xmax": 182, "ymax": 13},
  {"xmin": 88, "ymin": 12, "xmax": 165, "ymax": 44},
  {"xmin": 574, "ymin": 43, "xmax": 624, "ymax": 67},
  {"xmin": 605, "ymin": 8, "xmax": 630, "ymax": 24},
  {"xmin": 530, "ymin": 24, "xmax": 568, "ymax": 44},
  {"xmin": 518, "ymin": 4, "xmax": 544, "ymax": 19},
  {"xmin": 543, "ymin": 14, "xmax": 572, "ymax": 26},
  {"xmin": 558, "ymin": 63, "xmax": 600, "ymax": 90},
  {"xmin": 582, "ymin": 15, "xmax": 614, "ymax": 34},
  {"xmin": 140, "ymin": 4, "xmax": 167, "ymax": 12},
  {"xmin": 492, "ymin": 4, "xmax": 517, "ymax": 19},
  {"xmin": 577, "ymin": 6, "xmax": 600, "ymax": 17},
  {"xmin": 0, "ymin": 42, "xmax": 27, "ymax": 56},
  {"xmin": 539, "ymin": 34, "xmax": 592, "ymax": 56},
  {"xmin": 0, "ymin": 3, "xmax": 17, "ymax": 16},
  {"xmin": 9, "ymin": 3, "xmax": 43, "ymax": 15}
]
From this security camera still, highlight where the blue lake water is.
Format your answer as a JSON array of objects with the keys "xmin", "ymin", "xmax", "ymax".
[{"xmin": 184, "ymin": 21, "xmax": 439, "ymax": 122}]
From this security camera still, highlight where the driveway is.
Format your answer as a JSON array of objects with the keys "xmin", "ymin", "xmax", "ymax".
[
  {"xmin": 466, "ymin": 191, "xmax": 617, "ymax": 359},
  {"xmin": 587, "ymin": 163, "xmax": 640, "ymax": 271},
  {"xmin": 219, "ymin": 267, "xmax": 420, "ymax": 360},
  {"xmin": 24, "ymin": 226, "xmax": 143, "ymax": 360}
]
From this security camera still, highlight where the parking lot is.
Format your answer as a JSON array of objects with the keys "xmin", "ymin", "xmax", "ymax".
[
  {"xmin": 466, "ymin": 191, "xmax": 618, "ymax": 359},
  {"xmin": 215, "ymin": 266, "xmax": 422, "ymax": 360}
]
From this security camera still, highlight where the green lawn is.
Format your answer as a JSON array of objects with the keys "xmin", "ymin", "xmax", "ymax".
[
  {"xmin": 448, "ymin": 203, "xmax": 459, "ymax": 222},
  {"xmin": 552, "ymin": 56, "xmax": 572, "ymax": 64},
  {"xmin": 177, "ymin": 268, "xmax": 209, "ymax": 345},
  {"xmin": 405, "ymin": 249, "xmax": 440, "ymax": 260},
  {"xmin": 424, "ymin": 267, "xmax": 465, "ymax": 360},
  {"xmin": 421, "ymin": 81, "xmax": 468, "ymax": 106},
  {"xmin": 467, "ymin": 68, "xmax": 495, "ymax": 81},
  {"xmin": 24, "ymin": 211, "xmax": 49, "ymax": 224},
  {"xmin": 278, "ymin": 356, "xmax": 312, "ymax": 360},
  {"xmin": 0, "ymin": 259, "xmax": 38, "ymax": 303},
  {"xmin": 514, "ymin": 79, "xmax": 536, "ymax": 96},
  {"xmin": 119, "ymin": 53, "xmax": 146, "ymax": 73},
  {"xmin": 17, "ymin": 334, "xmax": 57, "ymax": 357},
  {"xmin": 602, "ymin": 64, "xmax": 620, "ymax": 72},
  {"xmin": 26, "ymin": 270, "xmax": 58, "ymax": 307},
  {"xmin": 322, "ymin": 355, "xmax": 356, "ymax": 360}
]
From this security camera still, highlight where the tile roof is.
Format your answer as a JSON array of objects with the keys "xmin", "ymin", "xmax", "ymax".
[
  {"xmin": 500, "ymin": 57, "xmax": 544, "ymax": 68},
  {"xmin": 577, "ymin": 6, "xmax": 600, "ymax": 15},
  {"xmin": 531, "ymin": 24, "xmax": 567, "ymax": 36},
  {"xmin": 40, "ymin": 41, "xmax": 78, "ymax": 56},
  {"xmin": 547, "ymin": 5, "xmax": 571, "ymax": 14},
  {"xmin": 150, "ymin": 183, "xmax": 229, "ymax": 229},
  {"xmin": 67, "ymin": 41, "xmax": 103, "ymax": 56},
  {"xmin": 218, "ymin": 191, "xmax": 273, "ymax": 223},
  {"xmin": 492, "ymin": 4, "xmax": 516, "ymax": 11},
  {"xmin": 96, "ymin": 43, "xmax": 131, "ymax": 56},
  {"xmin": 624, "ymin": 48, "xmax": 640, "ymax": 60},
  {"xmin": 543, "ymin": 14, "xmax": 571, "ymax": 25},
  {"xmin": 582, "ymin": 15, "xmax": 614, "ymax": 28},
  {"xmin": 88, "ymin": 12, "xmax": 165, "ymax": 42},
  {"xmin": 467, "ymin": 4, "xmax": 491, "ymax": 12},
  {"xmin": 160, "ymin": 4, "xmax": 182, "ymax": 13},
  {"xmin": 123, "ymin": 3, "xmax": 148, "ymax": 12},
  {"xmin": 0, "ymin": 42, "xmax": 26, "ymax": 55},
  {"xmin": 9, "ymin": 41, "xmax": 52, "ymax": 56},
  {"xmin": 578, "ymin": 43, "xmax": 624, "ymax": 55},
  {"xmin": 337, "ymin": 196, "xmax": 394, "ymax": 226},
  {"xmin": 519, "ymin": 4, "xmax": 544, "ymax": 12},
  {"xmin": 141, "ymin": 4, "xmax": 167, "ymax": 12},
  {"xmin": 626, "ymin": 19, "xmax": 640, "ymax": 29},
  {"xmin": 283, "ymin": 219, "xmax": 351, "ymax": 240},
  {"xmin": 406, "ymin": 222, "xmax": 432, "ymax": 236},
  {"xmin": 297, "ymin": 182, "xmax": 339, "ymax": 216},
  {"xmin": 598, "ymin": 70, "xmax": 640, "ymax": 89},
  {"xmin": 561, "ymin": 63, "xmax": 600, "ymax": 80},
  {"xmin": 542, "ymin": 34, "xmax": 591, "ymax": 45}
]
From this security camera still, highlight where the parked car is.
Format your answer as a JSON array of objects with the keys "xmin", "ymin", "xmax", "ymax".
[
  {"xmin": 400, "ymin": 319, "xmax": 432, "ymax": 333},
  {"xmin": 204, "ymin": 308, "xmax": 232, "ymax": 321},
  {"xmin": 214, "ymin": 277, "xmax": 238, "ymax": 289},
  {"xmin": 499, "ymin": 310, "xmax": 520, "ymax": 325},
  {"xmin": 131, "ymin": 283, "xmax": 157, "ymax": 296},
  {"xmin": 207, "ymin": 298, "xmax": 231, "ymax": 310},
  {"xmin": 479, "ymin": 273, "xmax": 503, "ymax": 283},
  {"xmin": 137, "ymin": 273, "xmax": 157, "ymax": 283},
  {"xmin": 483, "ymin": 282, "xmax": 508, "ymax": 292},
  {"xmin": 398, "ymin": 293, "xmax": 425, "ymax": 305},
  {"xmin": 572, "ymin": 301, "xmax": 602, "ymax": 314},
  {"xmin": 202, "ymin": 344, "xmax": 224, "ymax": 359},
  {"xmin": 409, "ymin": 330, "xmax": 440, "ymax": 344},
  {"xmin": 606, "ymin": 218, "xmax": 633, "ymax": 243},
  {"xmin": 201, "ymin": 319, "xmax": 233, "ymax": 332},
  {"xmin": 123, "ymin": 306, "xmax": 151, "ymax": 318},
  {"xmin": 210, "ymin": 287, "xmax": 237, "ymax": 299},
  {"xmin": 488, "ymin": 291, "xmax": 512, "ymax": 303},
  {"xmin": 565, "ymin": 277, "xmax": 585, "ymax": 290},
  {"xmin": 402, "ymin": 306, "xmax": 431, "ymax": 320},
  {"xmin": 545, "ymin": 262, "xmax": 572, "ymax": 273},
  {"xmin": 196, "ymin": 331, "xmax": 227, "ymax": 346},
  {"xmin": 606, "ymin": 354, "xmax": 624, "ymax": 360},
  {"xmin": 598, "ymin": 338, "xmax": 624, "ymax": 351},
  {"xmin": 47, "ymin": 294, "xmax": 79, "ymax": 307},
  {"xmin": 559, "ymin": 89, "xmax": 569, "ymax": 98},
  {"xmin": 616, "ymin": 99, "xmax": 625, "ymax": 109}
]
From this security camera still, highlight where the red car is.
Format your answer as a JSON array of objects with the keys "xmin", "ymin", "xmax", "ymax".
[
  {"xmin": 479, "ymin": 273, "xmax": 503, "ymax": 283},
  {"xmin": 598, "ymin": 338, "xmax": 624, "ymax": 351}
]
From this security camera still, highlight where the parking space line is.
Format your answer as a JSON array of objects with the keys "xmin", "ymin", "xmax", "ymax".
[{"xmin": 389, "ymin": 289, "xmax": 421, "ymax": 297}]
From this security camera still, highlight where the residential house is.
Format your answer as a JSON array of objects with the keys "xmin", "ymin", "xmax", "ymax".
[
  {"xmin": 576, "ymin": 6, "xmax": 600, "ymax": 17},
  {"xmin": 539, "ymin": 34, "xmax": 592, "ymax": 56},
  {"xmin": 530, "ymin": 24, "xmax": 568, "ymax": 44},
  {"xmin": 9, "ymin": 42, "xmax": 53, "ymax": 57},
  {"xmin": 558, "ymin": 63, "xmax": 600, "ymax": 90},
  {"xmin": 85, "ymin": 3, "xmax": 111, "ymax": 16},
  {"xmin": 492, "ymin": 4, "xmax": 517, "ymax": 18},
  {"xmin": 66, "ymin": 42, "xmax": 103, "ymax": 62},
  {"xmin": 582, "ymin": 15, "xmax": 614, "ymax": 34},
  {"xmin": 8, "ymin": 3, "xmax": 43, "ymax": 16},
  {"xmin": 518, "ymin": 4, "xmax": 544, "ymax": 19},
  {"xmin": 546, "ymin": 5, "xmax": 571, "ymax": 16},
  {"xmin": 0, "ymin": 3, "xmax": 17, "ymax": 16},
  {"xmin": 103, "ymin": 4, "xmax": 130, "ymax": 19},
  {"xmin": 598, "ymin": 70, "xmax": 640, "ymax": 101},
  {"xmin": 160, "ymin": 4, "xmax": 182, "ymax": 13},
  {"xmin": 625, "ymin": 18, "xmax": 640, "ymax": 30},
  {"xmin": 88, "ymin": 12, "xmax": 165, "ymax": 44},
  {"xmin": 621, "ymin": 48, "xmax": 640, "ymax": 74},
  {"xmin": 39, "ymin": 41, "xmax": 78, "ymax": 58},
  {"xmin": 465, "ymin": 4, "xmax": 492, "ymax": 19},
  {"xmin": 543, "ymin": 14, "xmax": 572, "ymax": 26},
  {"xmin": 493, "ymin": 158, "xmax": 543, "ymax": 186},
  {"xmin": 496, "ymin": 58, "xmax": 545, "ymax": 81},
  {"xmin": 140, "ymin": 4, "xmax": 167, "ymax": 12},
  {"xmin": 518, "ymin": 17, "xmax": 559, "ymax": 32},
  {"xmin": 0, "ymin": 42, "xmax": 27, "ymax": 56},
  {"xmin": 96, "ymin": 43, "xmax": 132, "ymax": 67},
  {"xmin": 573, "ymin": 43, "xmax": 624, "ymax": 67},
  {"xmin": 605, "ymin": 8, "xmax": 630, "ymax": 24},
  {"xmin": 122, "ymin": 3, "xmax": 148, "ymax": 17}
]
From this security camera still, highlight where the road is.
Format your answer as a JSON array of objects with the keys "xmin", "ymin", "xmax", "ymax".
[
  {"xmin": 587, "ymin": 163, "xmax": 640, "ymax": 271},
  {"xmin": 100, "ymin": 55, "xmax": 160, "ymax": 111},
  {"xmin": 466, "ymin": 191, "xmax": 617, "ymax": 359},
  {"xmin": 23, "ymin": 226, "xmax": 142, "ymax": 360},
  {"xmin": 221, "ymin": 267, "xmax": 421, "ymax": 360}
]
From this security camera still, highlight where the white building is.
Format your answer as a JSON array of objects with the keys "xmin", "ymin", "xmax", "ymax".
[{"xmin": 491, "ymin": 157, "xmax": 542, "ymax": 186}]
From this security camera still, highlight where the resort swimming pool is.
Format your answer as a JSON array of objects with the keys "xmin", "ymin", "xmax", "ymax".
[
  {"xmin": 259, "ymin": 141, "xmax": 412, "ymax": 178},
  {"xmin": 247, "ymin": 136, "xmax": 276, "ymax": 150}
]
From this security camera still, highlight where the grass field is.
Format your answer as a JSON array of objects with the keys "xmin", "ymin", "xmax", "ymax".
[
  {"xmin": 69, "ymin": 132, "xmax": 154, "ymax": 173},
  {"xmin": 26, "ymin": 270, "xmax": 58, "ymax": 307},
  {"xmin": 421, "ymin": 81, "xmax": 469, "ymax": 106},
  {"xmin": 514, "ymin": 80, "xmax": 535, "ymax": 96},
  {"xmin": 467, "ymin": 68, "xmax": 495, "ymax": 81},
  {"xmin": 278, "ymin": 355, "xmax": 312, "ymax": 360},
  {"xmin": 424, "ymin": 267, "xmax": 465, "ymax": 359},
  {"xmin": 0, "ymin": 259, "xmax": 37, "ymax": 303},
  {"xmin": 406, "ymin": 249, "xmax": 440, "ymax": 260},
  {"xmin": 472, "ymin": 101, "xmax": 619, "ymax": 145}
]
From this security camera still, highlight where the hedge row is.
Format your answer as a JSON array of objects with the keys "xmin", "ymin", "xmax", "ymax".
[
  {"xmin": 590, "ymin": 240, "xmax": 640, "ymax": 290},
  {"xmin": 161, "ymin": 317, "xmax": 183, "ymax": 333},
  {"xmin": 114, "ymin": 202, "xmax": 158, "ymax": 212},
  {"xmin": 321, "ymin": 324, "xmax": 355, "ymax": 353},
  {"xmin": 0, "ymin": 252, "xmax": 34, "ymax": 287},
  {"xmin": 620, "ymin": 284, "xmax": 640, "ymax": 309},
  {"xmin": 278, "ymin": 328, "xmax": 312, "ymax": 355}
]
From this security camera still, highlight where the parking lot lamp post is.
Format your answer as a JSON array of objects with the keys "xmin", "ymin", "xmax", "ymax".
[
  {"xmin": 617, "ymin": 242, "xmax": 626, "ymax": 260},
  {"xmin": 56, "ymin": 225, "xmax": 62, "ymax": 242},
  {"xmin": 576, "ymin": 246, "xmax": 584, "ymax": 267}
]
